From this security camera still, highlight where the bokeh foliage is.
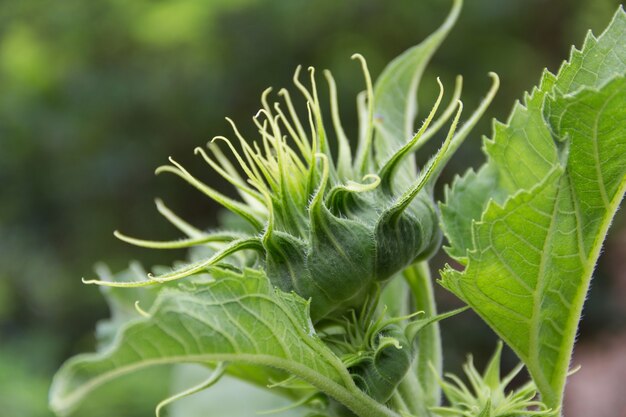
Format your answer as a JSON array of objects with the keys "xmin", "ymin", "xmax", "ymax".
[{"xmin": 0, "ymin": 0, "xmax": 622, "ymax": 415}]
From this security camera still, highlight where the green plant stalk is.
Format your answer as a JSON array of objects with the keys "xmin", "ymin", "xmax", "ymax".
[
  {"xmin": 403, "ymin": 261, "xmax": 441, "ymax": 413},
  {"xmin": 390, "ymin": 391, "xmax": 410, "ymax": 415},
  {"xmin": 396, "ymin": 371, "xmax": 429, "ymax": 417}
]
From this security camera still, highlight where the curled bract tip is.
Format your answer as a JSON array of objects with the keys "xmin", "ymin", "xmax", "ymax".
[
  {"xmin": 342, "ymin": 174, "xmax": 381, "ymax": 193},
  {"xmin": 134, "ymin": 301, "xmax": 150, "ymax": 318},
  {"xmin": 350, "ymin": 52, "xmax": 364, "ymax": 61}
]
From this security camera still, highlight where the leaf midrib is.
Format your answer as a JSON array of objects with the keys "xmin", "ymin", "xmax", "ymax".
[
  {"xmin": 528, "ymin": 171, "xmax": 562, "ymax": 402},
  {"xmin": 52, "ymin": 353, "xmax": 342, "ymax": 412}
]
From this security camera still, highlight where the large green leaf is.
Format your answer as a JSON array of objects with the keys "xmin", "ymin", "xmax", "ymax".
[
  {"xmin": 440, "ymin": 7, "xmax": 626, "ymax": 411},
  {"xmin": 50, "ymin": 267, "xmax": 396, "ymax": 417}
]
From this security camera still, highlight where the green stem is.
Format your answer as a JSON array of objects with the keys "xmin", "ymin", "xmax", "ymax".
[
  {"xmin": 390, "ymin": 391, "xmax": 410, "ymax": 414},
  {"xmin": 403, "ymin": 261, "xmax": 441, "ymax": 410},
  {"xmin": 397, "ymin": 371, "xmax": 429, "ymax": 417}
]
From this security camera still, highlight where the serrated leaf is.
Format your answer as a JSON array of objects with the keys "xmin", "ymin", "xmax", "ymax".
[
  {"xmin": 440, "ymin": 7, "xmax": 626, "ymax": 411},
  {"xmin": 50, "ymin": 267, "xmax": 357, "ymax": 416},
  {"xmin": 440, "ymin": 165, "xmax": 506, "ymax": 260},
  {"xmin": 443, "ymin": 5, "xmax": 626, "ymax": 219},
  {"xmin": 545, "ymin": 76, "xmax": 626, "ymax": 252}
]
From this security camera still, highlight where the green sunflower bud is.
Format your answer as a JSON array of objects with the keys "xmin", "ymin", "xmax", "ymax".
[
  {"xmin": 85, "ymin": 1, "xmax": 499, "ymax": 324},
  {"xmin": 349, "ymin": 324, "xmax": 413, "ymax": 403},
  {"xmin": 328, "ymin": 304, "xmax": 467, "ymax": 404}
]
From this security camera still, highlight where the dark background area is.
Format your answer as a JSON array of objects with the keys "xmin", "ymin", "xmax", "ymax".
[{"xmin": 1, "ymin": 0, "xmax": 624, "ymax": 415}]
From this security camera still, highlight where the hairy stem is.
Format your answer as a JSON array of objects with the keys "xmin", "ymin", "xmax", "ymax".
[
  {"xmin": 404, "ymin": 261, "xmax": 441, "ymax": 410},
  {"xmin": 397, "ymin": 371, "xmax": 429, "ymax": 417},
  {"xmin": 389, "ymin": 391, "xmax": 410, "ymax": 414}
]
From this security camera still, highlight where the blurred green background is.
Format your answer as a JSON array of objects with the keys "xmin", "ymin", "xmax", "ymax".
[{"xmin": 1, "ymin": 0, "xmax": 624, "ymax": 416}]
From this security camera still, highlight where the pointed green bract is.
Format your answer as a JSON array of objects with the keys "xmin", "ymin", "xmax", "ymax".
[
  {"xmin": 440, "ymin": 7, "xmax": 626, "ymax": 411},
  {"xmin": 373, "ymin": 0, "xmax": 461, "ymax": 169}
]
